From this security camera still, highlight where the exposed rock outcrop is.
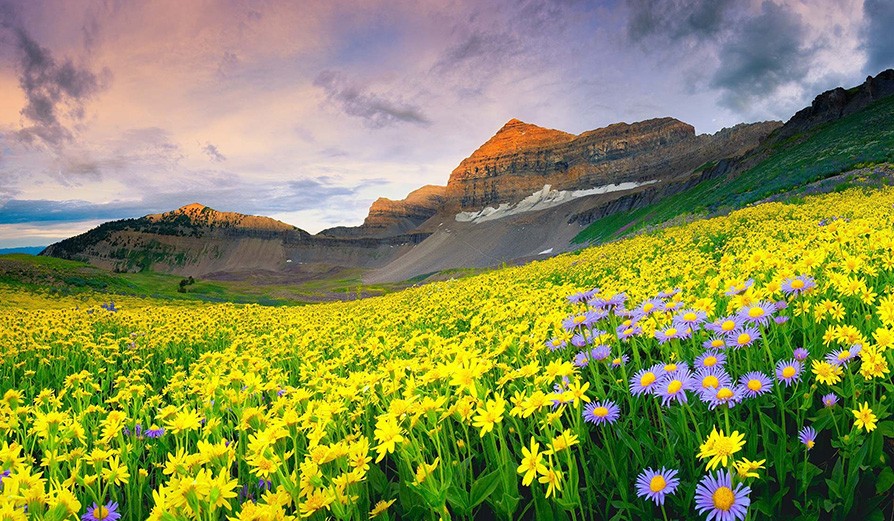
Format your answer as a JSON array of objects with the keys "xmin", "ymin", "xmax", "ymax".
[
  {"xmin": 773, "ymin": 69, "xmax": 894, "ymax": 142},
  {"xmin": 41, "ymin": 204, "xmax": 425, "ymax": 276},
  {"xmin": 444, "ymin": 117, "xmax": 779, "ymax": 211},
  {"xmin": 321, "ymin": 185, "xmax": 447, "ymax": 238}
]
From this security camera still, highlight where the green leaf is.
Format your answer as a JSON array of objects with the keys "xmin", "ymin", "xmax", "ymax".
[
  {"xmin": 877, "ymin": 420, "xmax": 894, "ymax": 437},
  {"xmin": 876, "ymin": 466, "xmax": 894, "ymax": 494},
  {"xmin": 368, "ymin": 463, "xmax": 390, "ymax": 495},
  {"xmin": 446, "ymin": 487, "xmax": 471, "ymax": 515},
  {"xmin": 470, "ymin": 468, "xmax": 502, "ymax": 508}
]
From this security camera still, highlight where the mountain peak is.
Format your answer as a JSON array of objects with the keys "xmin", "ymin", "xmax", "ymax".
[
  {"xmin": 467, "ymin": 119, "xmax": 575, "ymax": 162},
  {"xmin": 177, "ymin": 202, "xmax": 210, "ymax": 212},
  {"xmin": 146, "ymin": 204, "xmax": 298, "ymax": 232}
]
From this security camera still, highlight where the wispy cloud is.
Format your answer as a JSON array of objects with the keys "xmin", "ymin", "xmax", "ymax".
[
  {"xmin": 314, "ymin": 70, "xmax": 430, "ymax": 127},
  {"xmin": 1, "ymin": 0, "xmax": 110, "ymax": 147},
  {"xmin": 202, "ymin": 143, "xmax": 226, "ymax": 162}
]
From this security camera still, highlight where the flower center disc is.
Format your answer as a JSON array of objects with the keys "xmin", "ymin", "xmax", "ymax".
[
  {"xmin": 667, "ymin": 380, "xmax": 683, "ymax": 394},
  {"xmin": 712, "ymin": 486, "xmax": 735, "ymax": 511},
  {"xmin": 649, "ymin": 475, "xmax": 666, "ymax": 493}
]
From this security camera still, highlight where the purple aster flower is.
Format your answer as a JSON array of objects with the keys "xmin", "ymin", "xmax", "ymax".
[
  {"xmin": 635, "ymin": 298, "xmax": 665, "ymax": 316},
  {"xmin": 793, "ymin": 347, "xmax": 809, "ymax": 361},
  {"xmin": 605, "ymin": 292, "xmax": 628, "ymax": 309},
  {"xmin": 774, "ymin": 316, "xmax": 789, "ymax": 325},
  {"xmin": 781, "ymin": 275, "xmax": 816, "ymax": 296},
  {"xmin": 798, "ymin": 426, "xmax": 817, "ymax": 450},
  {"xmin": 662, "ymin": 361, "xmax": 689, "ymax": 376},
  {"xmin": 570, "ymin": 334, "xmax": 590, "ymax": 348},
  {"xmin": 617, "ymin": 323, "xmax": 643, "ymax": 341},
  {"xmin": 703, "ymin": 336, "xmax": 728, "ymax": 350},
  {"xmin": 705, "ymin": 315, "xmax": 744, "ymax": 335},
  {"xmin": 656, "ymin": 370, "xmax": 694, "ymax": 406},
  {"xmin": 572, "ymin": 351, "xmax": 590, "ymax": 368},
  {"xmin": 700, "ymin": 384, "xmax": 745, "ymax": 410},
  {"xmin": 82, "ymin": 501, "xmax": 121, "ymax": 521},
  {"xmin": 655, "ymin": 324, "xmax": 691, "ymax": 344},
  {"xmin": 694, "ymin": 367, "xmax": 732, "ymax": 393},
  {"xmin": 825, "ymin": 348, "xmax": 853, "ymax": 367},
  {"xmin": 562, "ymin": 311, "xmax": 602, "ymax": 332},
  {"xmin": 629, "ymin": 364, "xmax": 667, "ymax": 396},
  {"xmin": 663, "ymin": 300, "xmax": 683, "ymax": 312},
  {"xmin": 146, "ymin": 427, "xmax": 165, "ymax": 439},
  {"xmin": 657, "ymin": 288, "xmax": 681, "ymax": 299},
  {"xmin": 738, "ymin": 372, "xmax": 772, "ymax": 398},
  {"xmin": 611, "ymin": 354, "xmax": 629, "ymax": 368},
  {"xmin": 774, "ymin": 300, "xmax": 788, "ymax": 311},
  {"xmin": 545, "ymin": 337, "xmax": 567, "ymax": 351},
  {"xmin": 635, "ymin": 467, "xmax": 680, "ymax": 506},
  {"xmin": 567, "ymin": 288, "xmax": 599, "ymax": 305},
  {"xmin": 726, "ymin": 327, "xmax": 760, "ymax": 349},
  {"xmin": 821, "ymin": 393, "xmax": 838, "ymax": 408},
  {"xmin": 0, "ymin": 469, "xmax": 9, "ymax": 482},
  {"xmin": 694, "ymin": 470, "xmax": 751, "ymax": 521},
  {"xmin": 725, "ymin": 279, "xmax": 754, "ymax": 297},
  {"xmin": 695, "ymin": 350, "xmax": 726, "ymax": 370},
  {"xmin": 590, "ymin": 345, "xmax": 611, "ymax": 362},
  {"xmin": 775, "ymin": 359, "xmax": 803, "ymax": 387},
  {"xmin": 738, "ymin": 301, "xmax": 776, "ymax": 326},
  {"xmin": 674, "ymin": 309, "xmax": 708, "ymax": 330},
  {"xmin": 583, "ymin": 400, "xmax": 620, "ymax": 425}
]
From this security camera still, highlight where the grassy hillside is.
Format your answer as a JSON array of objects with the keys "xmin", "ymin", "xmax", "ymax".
[
  {"xmin": 0, "ymin": 254, "xmax": 402, "ymax": 304},
  {"xmin": 574, "ymin": 93, "xmax": 894, "ymax": 244},
  {"xmin": 1, "ymin": 186, "xmax": 892, "ymax": 520}
]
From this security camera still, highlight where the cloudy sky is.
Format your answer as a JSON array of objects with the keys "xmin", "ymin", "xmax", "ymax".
[{"xmin": 1, "ymin": 0, "xmax": 891, "ymax": 248}]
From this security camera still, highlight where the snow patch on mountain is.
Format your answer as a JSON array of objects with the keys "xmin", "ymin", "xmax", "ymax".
[{"xmin": 455, "ymin": 181, "xmax": 658, "ymax": 223}]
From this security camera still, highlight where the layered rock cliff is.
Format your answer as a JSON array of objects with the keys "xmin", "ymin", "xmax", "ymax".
[
  {"xmin": 444, "ymin": 117, "xmax": 779, "ymax": 211},
  {"xmin": 41, "ymin": 204, "xmax": 424, "ymax": 276},
  {"xmin": 321, "ymin": 185, "xmax": 447, "ymax": 238}
]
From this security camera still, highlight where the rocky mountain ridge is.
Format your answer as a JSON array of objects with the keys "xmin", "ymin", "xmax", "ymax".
[{"xmin": 41, "ymin": 69, "xmax": 894, "ymax": 282}]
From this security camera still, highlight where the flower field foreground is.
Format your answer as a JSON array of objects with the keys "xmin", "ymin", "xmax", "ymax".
[{"xmin": 1, "ymin": 187, "xmax": 894, "ymax": 520}]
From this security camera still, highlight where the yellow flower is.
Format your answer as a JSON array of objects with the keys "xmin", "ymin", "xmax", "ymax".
[
  {"xmin": 734, "ymin": 458, "xmax": 766, "ymax": 479},
  {"xmin": 811, "ymin": 360, "xmax": 843, "ymax": 385},
  {"xmin": 102, "ymin": 456, "xmax": 130, "ymax": 486},
  {"xmin": 373, "ymin": 415, "xmax": 404, "ymax": 463},
  {"xmin": 517, "ymin": 437, "xmax": 547, "ymax": 487},
  {"xmin": 414, "ymin": 457, "xmax": 439, "ymax": 485},
  {"xmin": 471, "ymin": 394, "xmax": 506, "ymax": 437},
  {"xmin": 698, "ymin": 427, "xmax": 745, "ymax": 470},
  {"xmin": 370, "ymin": 498, "xmax": 396, "ymax": 517},
  {"xmin": 852, "ymin": 402, "xmax": 878, "ymax": 432},
  {"xmin": 546, "ymin": 429, "xmax": 579, "ymax": 455},
  {"xmin": 537, "ymin": 465, "xmax": 563, "ymax": 498},
  {"xmin": 165, "ymin": 409, "xmax": 202, "ymax": 435}
]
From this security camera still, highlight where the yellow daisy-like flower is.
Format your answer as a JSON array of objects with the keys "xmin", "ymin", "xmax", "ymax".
[
  {"xmin": 852, "ymin": 402, "xmax": 878, "ymax": 432},
  {"xmin": 537, "ymin": 465, "xmax": 563, "ymax": 499},
  {"xmin": 369, "ymin": 499, "xmax": 396, "ymax": 517},
  {"xmin": 733, "ymin": 458, "xmax": 766, "ymax": 479},
  {"xmin": 546, "ymin": 429, "xmax": 579, "ymax": 455},
  {"xmin": 471, "ymin": 393, "xmax": 506, "ymax": 437},
  {"xmin": 698, "ymin": 427, "xmax": 745, "ymax": 471},
  {"xmin": 517, "ymin": 437, "xmax": 547, "ymax": 487},
  {"xmin": 811, "ymin": 360, "xmax": 843, "ymax": 385}
]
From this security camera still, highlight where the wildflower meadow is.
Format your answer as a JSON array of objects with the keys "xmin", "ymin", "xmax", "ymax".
[{"xmin": 1, "ymin": 187, "xmax": 893, "ymax": 520}]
